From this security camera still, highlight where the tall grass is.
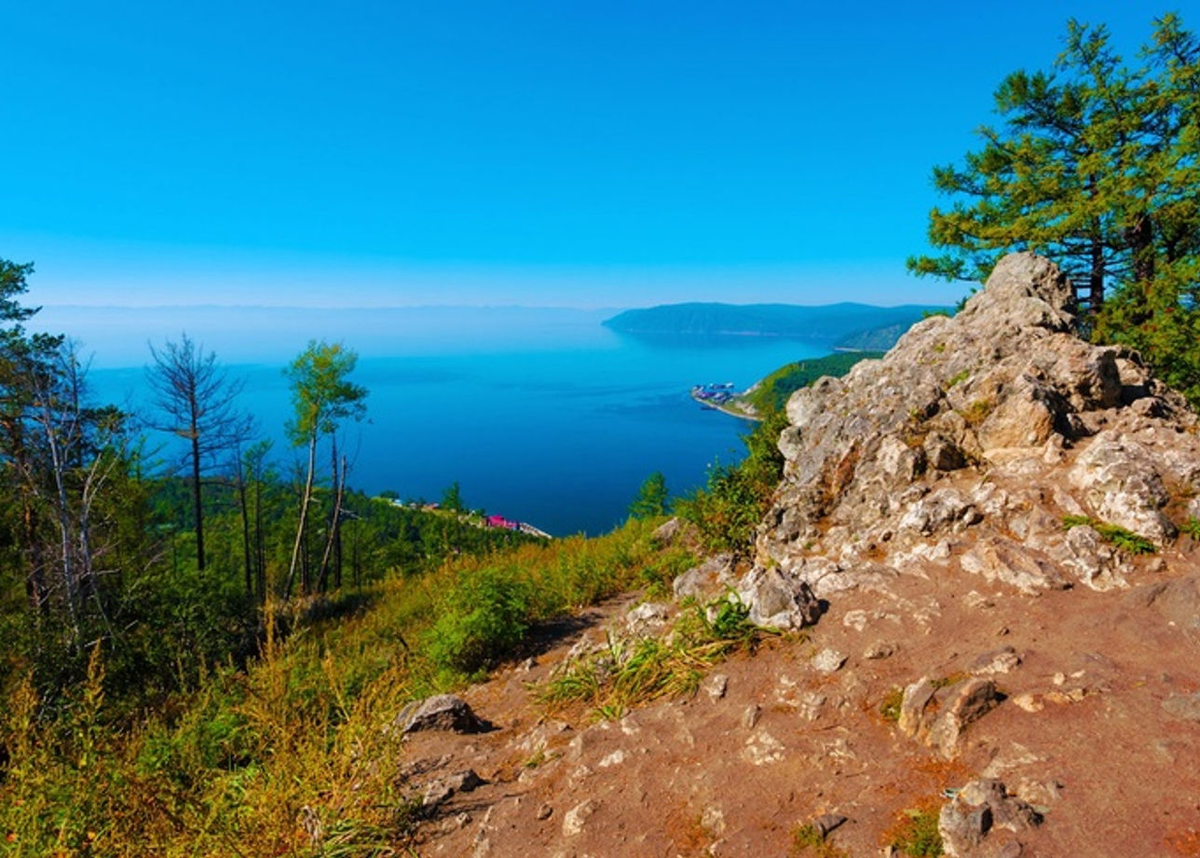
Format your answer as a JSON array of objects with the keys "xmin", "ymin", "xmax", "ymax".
[{"xmin": 0, "ymin": 519, "xmax": 687, "ymax": 855}]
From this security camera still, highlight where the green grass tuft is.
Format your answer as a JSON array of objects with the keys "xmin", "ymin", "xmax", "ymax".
[{"xmin": 1062, "ymin": 515, "xmax": 1156, "ymax": 554}]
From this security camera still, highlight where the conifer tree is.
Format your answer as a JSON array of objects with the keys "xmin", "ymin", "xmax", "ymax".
[{"xmin": 908, "ymin": 14, "xmax": 1200, "ymax": 403}]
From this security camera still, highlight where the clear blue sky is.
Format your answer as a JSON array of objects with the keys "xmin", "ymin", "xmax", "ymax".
[{"xmin": 3, "ymin": 0, "xmax": 1192, "ymax": 308}]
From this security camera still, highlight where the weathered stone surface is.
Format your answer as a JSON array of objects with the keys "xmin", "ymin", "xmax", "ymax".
[
  {"xmin": 899, "ymin": 676, "xmax": 1000, "ymax": 757},
  {"xmin": 736, "ymin": 566, "xmax": 820, "ymax": 630},
  {"xmin": 625, "ymin": 601, "xmax": 670, "ymax": 637},
  {"xmin": 960, "ymin": 538, "xmax": 1069, "ymax": 595},
  {"xmin": 897, "ymin": 677, "xmax": 936, "ymax": 740},
  {"xmin": 1058, "ymin": 524, "xmax": 1128, "ymax": 591},
  {"xmin": 940, "ymin": 779, "xmax": 1041, "ymax": 858},
  {"xmin": 673, "ymin": 554, "xmax": 735, "ymax": 600},
  {"xmin": 651, "ymin": 516, "xmax": 682, "ymax": 545},
  {"xmin": 812, "ymin": 647, "xmax": 846, "ymax": 674},
  {"xmin": 423, "ymin": 769, "xmax": 484, "ymax": 808},
  {"xmin": 754, "ymin": 250, "xmax": 1200, "ymax": 603},
  {"xmin": 926, "ymin": 678, "xmax": 1000, "ymax": 758},
  {"xmin": 561, "ymin": 799, "xmax": 599, "ymax": 836},
  {"xmin": 1069, "ymin": 434, "xmax": 1177, "ymax": 545},
  {"xmin": 969, "ymin": 647, "xmax": 1021, "ymax": 676},
  {"xmin": 396, "ymin": 694, "xmax": 491, "ymax": 736}
]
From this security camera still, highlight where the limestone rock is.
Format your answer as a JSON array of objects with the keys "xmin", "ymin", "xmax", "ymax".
[
  {"xmin": 898, "ymin": 676, "xmax": 1000, "ymax": 757},
  {"xmin": 562, "ymin": 799, "xmax": 599, "ymax": 837},
  {"xmin": 755, "ymin": 250, "xmax": 1200, "ymax": 602},
  {"xmin": 812, "ymin": 647, "xmax": 846, "ymax": 674},
  {"xmin": 423, "ymin": 769, "xmax": 484, "ymax": 808},
  {"xmin": 959, "ymin": 538, "xmax": 1069, "ymax": 595},
  {"xmin": 625, "ymin": 601, "xmax": 670, "ymax": 637},
  {"xmin": 396, "ymin": 694, "xmax": 491, "ymax": 736},
  {"xmin": 736, "ymin": 566, "xmax": 820, "ymax": 630},
  {"xmin": 940, "ymin": 779, "xmax": 1042, "ymax": 857},
  {"xmin": 1069, "ymin": 433, "xmax": 1176, "ymax": 545},
  {"xmin": 673, "ymin": 554, "xmax": 735, "ymax": 600}
]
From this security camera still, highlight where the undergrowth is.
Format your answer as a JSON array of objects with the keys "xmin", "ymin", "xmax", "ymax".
[
  {"xmin": 534, "ymin": 594, "xmax": 771, "ymax": 720},
  {"xmin": 792, "ymin": 822, "xmax": 848, "ymax": 856},
  {"xmin": 0, "ymin": 518, "xmax": 673, "ymax": 856},
  {"xmin": 885, "ymin": 802, "xmax": 944, "ymax": 857},
  {"xmin": 1062, "ymin": 515, "xmax": 1156, "ymax": 554}
]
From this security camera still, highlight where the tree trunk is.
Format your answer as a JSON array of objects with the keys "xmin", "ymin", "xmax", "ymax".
[
  {"xmin": 190, "ymin": 428, "xmax": 205, "ymax": 572},
  {"xmin": 285, "ymin": 431, "xmax": 317, "ymax": 598}
]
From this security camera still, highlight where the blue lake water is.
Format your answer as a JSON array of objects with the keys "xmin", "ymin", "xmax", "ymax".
[{"xmin": 90, "ymin": 324, "xmax": 825, "ymax": 536}]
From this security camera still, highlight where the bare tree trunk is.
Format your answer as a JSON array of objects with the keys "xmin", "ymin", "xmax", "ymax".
[
  {"xmin": 236, "ymin": 457, "xmax": 252, "ymax": 599},
  {"xmin": 190, "ymin": 425, "xmax": 205, "ymax": 571},
  {"xmin": 285, "ymin": 432, "xmax": 317, "ymax": 598}
]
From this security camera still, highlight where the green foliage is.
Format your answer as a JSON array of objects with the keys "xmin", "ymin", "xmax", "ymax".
[
  {"xmin": 534, "ymin": 594, "xmax": 770, "ymax": 719},
  {"xmin": 441, "ymin": 480, "xmax": 464, "ymax": 513},
  {"xmin": 908, "ymin": 14, "xmax": 1200, "ymax": 408},
  {"xmin": 879, "ymin": 687, "xmax": 904, "ymax": 722},
  {"xmin": 424, "ymin": 567, "xmax": 532, "ymax": 676},
  {"xmin": 1182, "ymin": 517, "xmax": 1200, "ymax": 539},
  {"xmin": 792, "ymin": 823, "xmax": 848, "ymax": 857},
  {"xmin": 1062, "ymin": 515, "xmax": 1157, "ymax": 554},
  {"xmin": 629, "ymin": 471, "xmax": 670, "ymax": 519},
  {"xmin": 888, "ymin": 805, "xmax": 944, "ymax": 857},
  {"xmin": 677, "ymin": 409, "xmax": 788, "ymax": 557},
  {"xmin": 746, "ymin": 351, "xmax": 883, "ymax": 415}
]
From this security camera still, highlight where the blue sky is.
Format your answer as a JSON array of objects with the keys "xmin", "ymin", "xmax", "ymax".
[{"xmin": 3, "ymin": 0, "xmax": 1192, "ymax": 309}]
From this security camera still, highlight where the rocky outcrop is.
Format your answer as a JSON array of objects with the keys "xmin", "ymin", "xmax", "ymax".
[
  {"xmin": 395, "ymin": 694, "xmax": 492, "ymax": 736},
  {"xmin": 753, "ymin": 252, "xmax": 1200, "ymax": 595}
]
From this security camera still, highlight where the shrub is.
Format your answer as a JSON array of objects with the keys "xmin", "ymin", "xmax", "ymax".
[{"xmin": 424, "ymin": 567, "xmax": 532, "ymax": 676}]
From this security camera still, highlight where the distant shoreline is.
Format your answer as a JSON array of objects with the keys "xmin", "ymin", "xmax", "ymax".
[{"xmin": 689, "ymin": 389, "xmax": 761, "ymax": 422}]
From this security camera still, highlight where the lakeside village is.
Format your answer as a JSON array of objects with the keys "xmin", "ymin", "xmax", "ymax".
[{"xmin": 386, "ymin": 498, "xmax": 553, "ymax": 539}]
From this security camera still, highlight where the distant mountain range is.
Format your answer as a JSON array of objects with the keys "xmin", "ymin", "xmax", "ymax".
[{"xmin": 602, "ymin": 302, "xmax": 949, "ymax": 350}]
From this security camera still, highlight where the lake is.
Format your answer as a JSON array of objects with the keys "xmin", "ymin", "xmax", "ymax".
[{"xmin": 87, "ymin": 317, "xmax": 826, "ymax": 536}]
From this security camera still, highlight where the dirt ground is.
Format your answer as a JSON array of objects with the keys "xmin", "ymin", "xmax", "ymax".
[{"xmin": 398, "ymin": 543, "xmax": 1200, "ymax": 857}]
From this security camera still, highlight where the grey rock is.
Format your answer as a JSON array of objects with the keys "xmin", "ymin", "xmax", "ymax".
[
  {"xmin": 1063, "ymin": 524, "xmax": 1128, "ymax": 591},
  {"xmin": 562, "ymin": 799, "xmax": 599, "ymax": 837},
  {"xmin": 1069, "ymin": 433, "xmax": 1177, "ymax": 546},
  {"xmin": 756, "ymin": 251, "xmax": 1200, "ymax": 602},
  {"xmin": 813, "ymin": 813, "xmax": 848, "ymax": 838},
  {"xmin": 960, "ymin": 537, "xmax": 1069, "ymax": 595},
  {"xmin": 812, "ymin": 647, "xmax": 847, "ymax": 674},
  {"xmin": 673, "ymin": 554, "xmax": 736, "ymax": 600},
  {"xmin": 396, "ymin": 694, "xmax": 490, "ymax": 736},
  {"xmin": 863, "ymin": 641, "xmax": 898, "ymax": 660},
  {"xmin": 706, "ymin": 673, "xmax": 729, "ymax": 701},
  {"xmin": 651, "ymin": 516, "xmax": 682, "ymax": 545},
  {"xmin": 899, "ymin": 676, "xmax": 1000, "ymax": 757},
  {"xmin": 940, "ymin": 779, "xmax": 1041, "ymax": 857},
  {"xmin": 736, "ymin": 565, "xmax": 821, "ymax": 630},
  {"xmin": 969, "ymin": 647, "xmax": 1021, "ymax": 676},
  {"xmin": 625, "ymin": 601, "xmax": 670, "ymax": 637},
  {"xmin": 926, "ymin": 678, "xmax": 1001, "ymax": 758},
  {"xmin": 423, "ymin": 769, "xmax": 484, "ymax": 808}
]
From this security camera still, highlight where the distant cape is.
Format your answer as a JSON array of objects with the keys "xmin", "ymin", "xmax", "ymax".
[{"xmin": 602, "ymin": 301, "xmax": 949, "ymax": 350}]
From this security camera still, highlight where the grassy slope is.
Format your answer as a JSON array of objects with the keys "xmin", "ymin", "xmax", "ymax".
[{"xmin": 0, "ymin": 520, "xmax": 695, "ymax": 857}]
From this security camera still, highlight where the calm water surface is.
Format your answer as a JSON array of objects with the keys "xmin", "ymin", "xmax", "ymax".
[{"xmin": 93, "ymin": 325, "xmax": 825, "ymax": 536}]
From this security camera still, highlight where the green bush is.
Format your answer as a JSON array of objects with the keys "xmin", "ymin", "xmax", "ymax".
[{"xmin": 424, "ymin": 567, "xmax": 532, "ymax": 676}]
